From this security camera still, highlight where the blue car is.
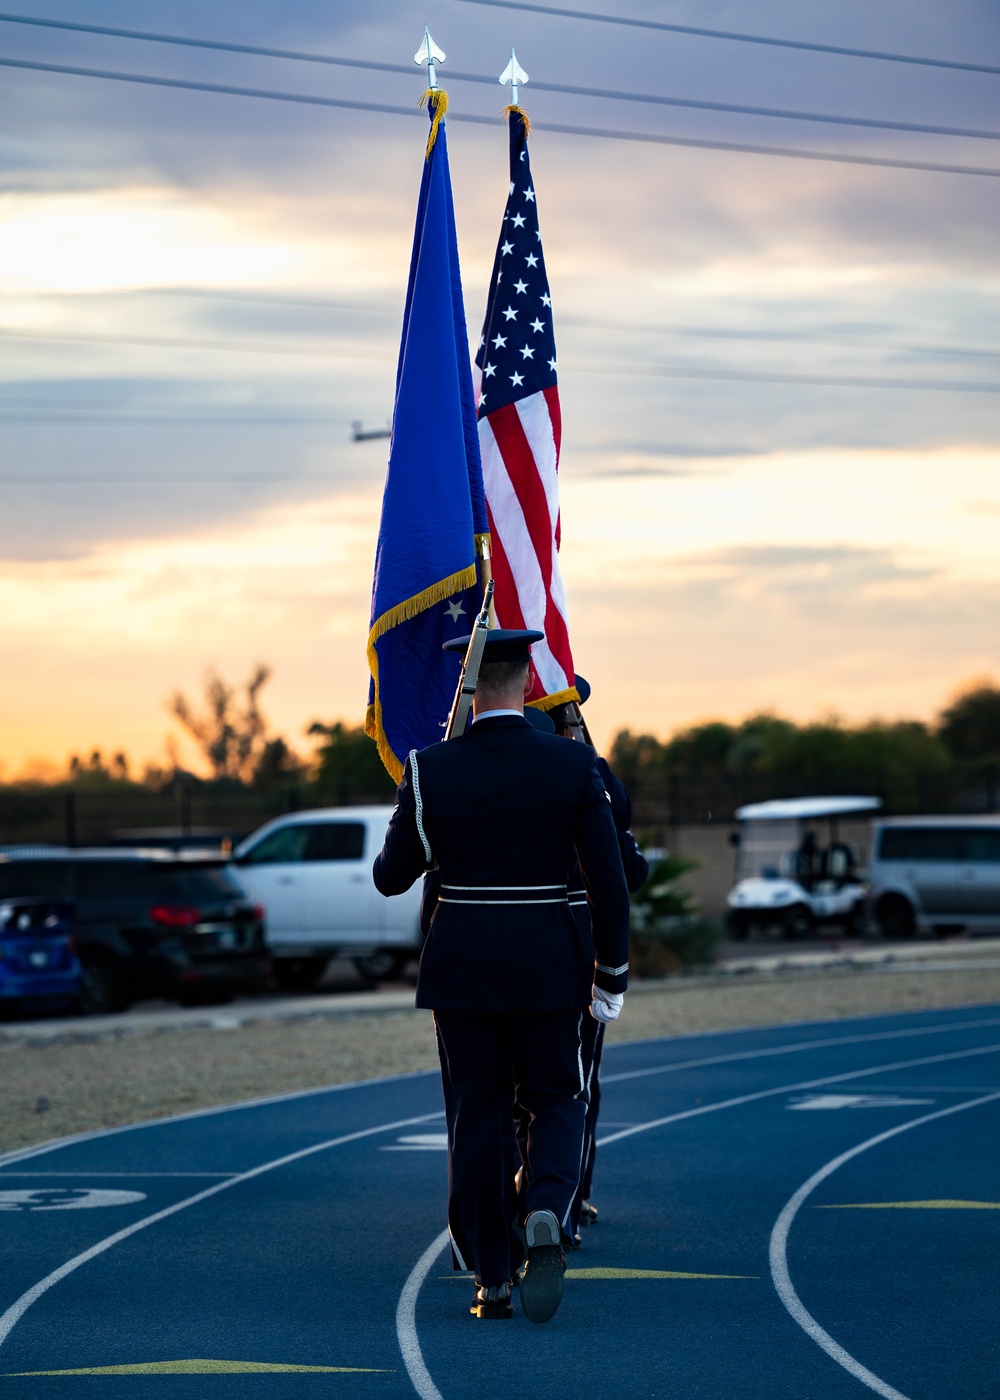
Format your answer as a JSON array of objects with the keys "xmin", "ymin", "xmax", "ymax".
[{"xmin": 0, "ymin": 898, "xmax": 82, "ymax": 1013}]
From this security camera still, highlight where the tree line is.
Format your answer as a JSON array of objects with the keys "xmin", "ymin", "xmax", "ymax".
[
  {"xmin": 609, "ymin": 683, "xmax": 1000, "ymax": 815},
  {"xmin": 6, "ymin": 668, "xmax": 1000, "ymax": 816}
]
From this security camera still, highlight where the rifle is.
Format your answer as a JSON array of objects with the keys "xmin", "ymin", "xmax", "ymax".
[
  {"xmin": 562, "ymin": 700, "xmax": 594, "ymax": 748},
  {"xmin": 443, "ymin": 579, "xmax": 494, "ymax": 741}
]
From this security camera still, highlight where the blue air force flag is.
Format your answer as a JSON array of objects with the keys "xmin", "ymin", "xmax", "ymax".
[{"xmin": 365, "ymin": 94, "xmax": 489, "ymax": 781}]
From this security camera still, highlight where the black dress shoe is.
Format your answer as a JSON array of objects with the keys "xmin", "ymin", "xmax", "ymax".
[
  {"xmin": 519, "ymin": 1210, "xmax": 566, "ymax": 1324},
  {"xmin": 470, "ymin": 1282, "xmax": 513, "ymax": 1319},
  {"xmin": 580, "ymin": 1199, "xmax": 599, "ymax": 1225}
]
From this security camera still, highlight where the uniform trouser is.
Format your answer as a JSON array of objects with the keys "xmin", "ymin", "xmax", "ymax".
[
  {"xmin": 514, "ymin": 1013, "xmax": 605, "ymax": 1237},
  {"xmin": 433, "ymin": 1008, "xmax": 587, "ymax": 1288}
]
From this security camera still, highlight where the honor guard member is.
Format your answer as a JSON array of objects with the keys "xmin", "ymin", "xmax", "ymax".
[
  {"xmin": 553, "ymin": 677, "xmax": 649, "ymax": 1238},
  {"xmin": 373, "ymin": 629, "xmax": 631, "ymax": 1324}
]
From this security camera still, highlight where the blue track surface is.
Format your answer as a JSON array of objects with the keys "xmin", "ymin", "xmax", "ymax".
[{"xmin": 2, "ymin": 1004, "xmax": 999, "ymax": 1398}]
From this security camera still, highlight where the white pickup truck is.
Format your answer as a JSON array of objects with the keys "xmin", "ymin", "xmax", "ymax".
[{"xmin": 233, "ymin": 806, "xmax": 422, "ymax": 989}]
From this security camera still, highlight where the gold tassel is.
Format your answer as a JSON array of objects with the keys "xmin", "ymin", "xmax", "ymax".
[
  {"xmin": 503, "ymin": 103, "xmax": 531, "ymax": 137},
  {"xmin": 419, "ymin": 88, "xmax": 449, "ymax": 160}
]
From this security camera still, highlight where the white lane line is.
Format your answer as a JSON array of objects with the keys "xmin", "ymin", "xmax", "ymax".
[
  {"xmin": 5, "ymin": 1014, "xmax": 994, "ymax": 1173},
  {"xmin": 0, "ymin": 1109, "xmax": 443, "ymax": 1351},
  {"xmin": 596, "ymin": 1040, "xmax": 1000, "ymax": 1149},
  {"xmin": 599, "ymin": 1014, "xmax": 1000, "ymax": 1087},
  {"xmin": 0, "ymin": 1067, "xmax": 440, "ymax": 1170},
  {"xmin": 769, "ymin": 1090, "xmax": 1000, "ymax": 1400},
  {"xmin": 397, "ymin": 1038, "xmax": 1000, "ymax": 1399},
  {"xmin": 0, "ymin": 1172, "xmax": 238, "ymax": 1179},
  {"xmin": 396, "ymin": 1229, "xmax": 450, "ymax": 1400}
]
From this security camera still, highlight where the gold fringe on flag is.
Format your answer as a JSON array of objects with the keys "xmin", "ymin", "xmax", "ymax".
[
  {"xmin": 365, "ymin": 561, "xmax": 479, "ymax": 781},
  {"xmin": 528, "ymin": 685, "xmax": 580, "ymax": 713},
  {"xmin": 419, "ymin": 88, "xmax": 449, "ymax": 160},
  {"xmin": 503, "ymin": 103, "xmax": 531, "ymax": 136}
]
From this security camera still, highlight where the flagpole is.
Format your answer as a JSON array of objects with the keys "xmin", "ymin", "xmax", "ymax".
[{"xmin": 496, "ymin": 49, "xmax": 589, "ymax": 741}]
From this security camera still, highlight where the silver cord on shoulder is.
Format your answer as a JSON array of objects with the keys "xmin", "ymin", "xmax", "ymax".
[{"xmin": 408, "ymin": 749, "xmax": 433, "ymax": 866}]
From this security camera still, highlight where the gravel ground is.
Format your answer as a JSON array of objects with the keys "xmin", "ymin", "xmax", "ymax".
[{"xmin": 4, "ymin": 966, "xmax": 1000, "ymax": 1157}]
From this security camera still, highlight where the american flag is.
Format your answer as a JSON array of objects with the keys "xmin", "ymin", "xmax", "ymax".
[{"xmin": 474, "ymin": 112, "xmax": 578, "ymax": 709}]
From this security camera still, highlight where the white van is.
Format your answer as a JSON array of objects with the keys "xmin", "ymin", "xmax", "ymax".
[
  {"xmin": 233, "ymin": 806, "xmax": 422, "ymax": 989},
  {"xmin": 868, "ymin": 816, "xmax": 1000, "ymax": 938}
]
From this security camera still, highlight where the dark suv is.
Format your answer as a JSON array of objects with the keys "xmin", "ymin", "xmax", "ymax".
[{"xmin": 0, "ymin": 849, "xmax": 269, "ymax": 1014}]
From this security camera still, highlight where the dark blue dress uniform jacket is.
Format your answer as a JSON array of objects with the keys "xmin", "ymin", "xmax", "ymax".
[
  {"xmin": 569, "ymin": 757, "xmax": 650, "ymax": 921},
  {"xmin": 372, "ymin": 714, "xmax": 631, "ymax": 1010}
]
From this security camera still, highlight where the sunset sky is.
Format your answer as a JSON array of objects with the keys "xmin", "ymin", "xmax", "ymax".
[{"xmin": 1, "ymin": 0, "xmax": 998, "ymax": 777}]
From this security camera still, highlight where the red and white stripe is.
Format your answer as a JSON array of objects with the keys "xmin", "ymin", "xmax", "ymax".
[{"xmin": 478, "ymin": 384, "xmax": 575, "ymax": 704}]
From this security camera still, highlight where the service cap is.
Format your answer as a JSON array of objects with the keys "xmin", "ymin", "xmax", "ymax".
[
  {"xmin": 442, "ymin": 627, "xmax": 544, "ymax": 664},
  {"xmin": 523, "ymin": 705, "xmax": 556, "ymax": 734}
]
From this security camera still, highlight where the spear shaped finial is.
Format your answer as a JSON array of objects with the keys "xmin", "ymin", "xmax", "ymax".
[
  {"xmin": 415, "ymin": 25, "xmax": 446, "ymax": 91},
  {"xmin": 499, "ymin": 48, "xmax": 529, "ymax": 106}
]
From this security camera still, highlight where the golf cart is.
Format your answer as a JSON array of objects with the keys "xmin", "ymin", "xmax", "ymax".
[{"xmin": 726, "ymin": 796, "xmax": 882, "ymax": 939}]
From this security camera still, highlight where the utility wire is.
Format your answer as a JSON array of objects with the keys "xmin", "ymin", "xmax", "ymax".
[
  {"xmin": 566, "ymin": 359, "xmax": 1000, "ymax": 394},
  {"xmin": 1, "ymin": 11, "xmax": 998, "ymax": 142},
  {"xmin": 0, "ymin": 325, "xmax": 995, "ymax": 393},
  {"xmin": 2, "ymin": 55, "xmax": 998, "ymax": 179},
  {"xmin": 0, "ymin": 325, "xmax": 397, "ymax": 359},
  {"xmin": 48, "ymin": 287, "xmax": 996, "ymax": 363},
  {"xmin": 456, "ymin": 0, "xmax": 1000, "ymax": 77}
]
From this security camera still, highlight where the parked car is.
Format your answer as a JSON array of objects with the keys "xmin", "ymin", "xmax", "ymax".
[
  {"xmin": 868, "ymin": 816, "xmax": 1000, "ymax": 938},
  {"xmin": 726, "ymin": 796, "xmax": 881, "ymax": 938},
  {"xmin": 0, "ymin": 849, "xmax": 269, "ymax": 1014},
  {"xmin": 0, "ymin": 897, "xmax": 81, "ymax": 1015},
  {"xmin": 233, "ymin": 807, "xmax": 422, "ymax": 989}
]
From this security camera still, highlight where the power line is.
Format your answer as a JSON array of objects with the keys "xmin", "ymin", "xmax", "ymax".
[
  {"xmin": 565, "ymin": 359, "xmax": 1000, "ymax": 394},
  {"xmin": 58, "ymin": 287, "xmax": 997, "ymax": 363},
  {"xmin": 0, "ymin": 320, "xmax": 996, "ymax": 392},
  {"xmin": 0, "ymin": 325, "xmax": 397, "ymax": 359},
  {"xmin": 490, "ymin": 79, "xmax": 1000, "ymax": 144},
  {"xmin": 519, "ymin": 111, "xmax": 1000, "ymax": 177},
  {"xmin": 0, "ymin": 414, "xmax": 355, "ymax": 425},
  {"xmin": 1, "ymin": 12, "xmax": 998, "ymax": 143},
  {"xmin": 152, "ymin": 287, "xmax": 398, "ymax": 315},
  {"xmin": 2, "ymin": 55, "xmax": 998, "ymax": 179},
  {"xmin": 456, "ymin": 0, "xmax": 1000, "ymax": 77}
]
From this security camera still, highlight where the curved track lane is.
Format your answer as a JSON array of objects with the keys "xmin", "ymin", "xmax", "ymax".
[{"xmin": 2, "ymin": 1006, "xmax": 998, "ymax": 1397}]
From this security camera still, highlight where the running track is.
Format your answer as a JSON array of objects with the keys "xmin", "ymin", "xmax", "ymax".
[{"xmin": 1, "ymin": 1004, "xmax": 998, "ymax": 1397}]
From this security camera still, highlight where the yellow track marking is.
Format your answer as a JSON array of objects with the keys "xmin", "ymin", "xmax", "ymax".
[
  {"xmin": 8, "ymin": 1360, "xmax": 387, "ymax": 1375},
  {"xmin": 819, "ymin": 1200, "xmax": 1000, "ymax": 1210}
]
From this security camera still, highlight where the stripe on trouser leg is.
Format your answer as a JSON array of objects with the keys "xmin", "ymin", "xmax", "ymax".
[
  {"xmin": 449, "ymin": 1229, "xmax": 469, "ymax": 1273},
  {"xmin": 563, "ymin": 1012, "xmax": 586, "ymax": 1232}
]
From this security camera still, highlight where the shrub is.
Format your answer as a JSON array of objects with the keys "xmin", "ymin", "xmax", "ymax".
[{"xmin": 629, "ymin": 916, "xmax": 722, "ymax": 978}]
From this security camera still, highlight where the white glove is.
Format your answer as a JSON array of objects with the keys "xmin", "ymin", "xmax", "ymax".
[{"xmin": 590, "ymin": 985, "xmax": 624, "ymax": 1023}]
